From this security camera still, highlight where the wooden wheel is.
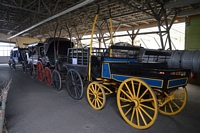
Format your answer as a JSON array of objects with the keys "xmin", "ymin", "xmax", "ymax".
[
  {"xmin": 117, "ymin": 78, "xmax": 158, "ymax": 129},
  {"xmin": 30, "ymin": 63, "xmax": 36, "ymax": 78},
  {"xmin": 52, "ymin": 70, "xmax": 62, "ymax": 91},
  {"xmin": 158, "ymin": 87, "xmax": 187, "ymax": 116},
  {"xmin": 66, "ymin": 69, "xmax": 83, "ymax": 100},
  {"xmin": 22, "ymin": 62, "xmax": 26, "ymax": 73},
  {"xmin": 36, "ymin": 61, "xmax": 44, "ymax": 81},
  {"xmin": 44, "ymin": 67, "xmax": 52, "ymax": 85},
  {"xmin": 87, "ymin": 82, "xmax": 106, "ymax": 110}
]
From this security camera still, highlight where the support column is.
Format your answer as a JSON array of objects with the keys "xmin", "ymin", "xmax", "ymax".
[{"xmin": 147, "ymin": 3, "xmax": 177, "ymax": 50}]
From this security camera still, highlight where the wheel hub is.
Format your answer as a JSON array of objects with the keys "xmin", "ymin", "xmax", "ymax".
[
  {"xmin": 130, "ymin": 99, "xmax": 139, "ymax": 108},
  {"xmin": 94, "ymin": 93, "xmax": 97, "ymax": 99}
]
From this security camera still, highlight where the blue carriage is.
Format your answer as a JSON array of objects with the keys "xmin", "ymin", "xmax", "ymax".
[
  {"xmin": 64, "ymin": 43, "xmax": 190, "ymax": 129},
  {"xmin": 8, "ymin": 47, "xmax": 27, "ymax": 70}
]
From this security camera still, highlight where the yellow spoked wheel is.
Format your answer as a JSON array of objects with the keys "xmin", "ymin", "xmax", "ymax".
[
  {"xmin": 87, "ymin": 82, "xmax": 106, "ymax": 110},
  {"xmin": 117, "ymin": 78, "xmax": 158, "ymax": 129},
  {"xmin": 158, "ymin": 87, "xmax": 187, "ymax": 116}
]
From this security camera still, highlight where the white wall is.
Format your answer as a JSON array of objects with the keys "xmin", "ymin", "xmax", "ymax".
[{"xmin": 0, "ymin": 56, "xmax": 9, "ymax": 64}]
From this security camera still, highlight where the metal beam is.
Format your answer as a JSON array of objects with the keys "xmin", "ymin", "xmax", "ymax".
[
  {"xmin": 164, "ymin": 0, "xmax": 200, "ymax": 9},
  {"xmin": 7, "ymin": 0, "xmax": 95, "ymax": 40},
  {"xmin": 0, "ymin": 3, "xmax": 48, "ymax": 16},
  {"xmin": 81, "ymin": 31, "xmax": 166, "ymax": 40},
  {"xmin": 23, "ymin": 0, "xmax": 37, "ymax": 8},
  {"xmin": 178, "ymin": 8, "xmax": 200, "ymax": 16}
]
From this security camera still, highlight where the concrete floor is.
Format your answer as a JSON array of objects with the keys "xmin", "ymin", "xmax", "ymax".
[{"xmin": 0, "ymin": 64, "xmax": 200, "ymax": 133}]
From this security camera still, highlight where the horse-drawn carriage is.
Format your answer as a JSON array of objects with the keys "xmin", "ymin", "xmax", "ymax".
[
  {"xmin": 36, "ymin": 38, "xmax": 73, "ymax": 90},
  {"xmin": 8, "ymin": 46, "xmax": 27, "ymax": 70},
  {"xmin": 63, "ymin": 43, "xmax": 190, "ymax": 129},
  {"xmin": 21, "ymin": 42, "xmax": 44, "ymax": 78}
]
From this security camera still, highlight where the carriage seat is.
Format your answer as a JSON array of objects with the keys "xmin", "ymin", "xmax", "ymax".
[
  {"xmin": 144, "ymin": 50, "xmax": 171, "ymax": 63},
  {"xmin": 91, "ymin": 56, "xmax": 101, "ymax": 67},
  {"xmin": 145, "ymin": 51, "xmax": 171, "ymax": 56}
]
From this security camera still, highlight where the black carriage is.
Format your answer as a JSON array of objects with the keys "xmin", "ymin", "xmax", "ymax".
[
  {"xmin": 8, "ymin": 46, "xmax": 27, "ymax": 70},
  {"xmin": 21, "ymin": 42, "xmax": 44, "ymax": 78},
  {"xmin": 64, "ymin": 43, "xmax": 190, "ymax": 129},
  {"xmin": 36, "ymin": 38, "xmax": 73, "ymax": 90},
  {"xmin": 64, "ymin": 47, "xmax": 107, "ymax": 100}
]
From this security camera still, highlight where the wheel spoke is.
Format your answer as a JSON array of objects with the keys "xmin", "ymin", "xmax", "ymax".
[
  {"xmin": 94, "ymin": 99, "xmax": 97, "ymax": 107},
  {"xmin": 138, "ymin": 108, "xmax": 147, "ymax": 126},
  {"xmin": 98, "ymin": 96, "xmax": 104, "ymax": 100},
  {"xmin": 89, "ymin": 92, "xmax": 93, "ymax": 95},
  {"xmin": 96, "ymin": 99, "xmax": 100, "ymax": 108},
  {"xmin": 95, "ymin": 84, "xmax": 97, "ymax": 91},
  {"xmin": 125, "ymin": 107, "xmax": 132, "ymax": 116},
  {"xmin": 121, "ymin": 103, "xmax": 130, "ymax": 108},
  {"xmin": 171, "ymin": 100, "xmax": 180, "ymax": 109},
  {"xmin": 89, "ymin": 88, "xmax": 94, "ymax": 93},
  {"xmin": 136, "ymin": 108, "xmax": 140, "ymax": 126},
  {"xmin": 164, "ymin": 104, "xmax": 167, "ymax": 112},
  {"xmin": 139, "ymin": 106, "xmax": 153, "ymax": 120},
  {"xmin": 121, "ymin": 89, "xmax": 132, "ymax": 101},
  {"xmin": 140, "ymin": 98, "xmax": 154, "ymax": 103},
  {"xmin": 92, "ymin": 85, "xmax": 95, "ymax": 92},
  {"xmin": 175, "ymin": 99, "xmax": 184, "ymax": 102},
  {"xmin": 97, "ymin": 98, "xmax": 103, "ymax": 105},
  {"xmin": 91, "ymin": 98, "xmax": 95, "ymax": 104},
  {"xmin": 125, "ymin": 83, "xmax": 134, "ymax": 98},
  {"xmin": 164, "ymin": 92, "xmax": 170, "ymax": 97},
  {"xmin": 137, "ymin": 82, "xmax": 141, "ymax": 97},
  {"xmin": 140, "ymin": 103, "xmax": 155, "ymax": 111},
  {"xmin": 172, "ymin": 89, "xmax": 178, "ymax": 97},
  {"xmin": 131, "ymin": 80, "xmax": 136, "ymax": 97},
  {"xmin": 69, "ymin": 71, "xmax": 73, "ymax": 81},
  {"xmin": 168, "ymin": 102, "xmax": 173, "ymax": 113},
  {"xmin": 119, "ymin": 97, "xmax": 131, "ymax": 102},
  {"xmin": 74, "ymin": 87, "xmax": 78, "ymax": 98},
  {"xmin": 96, "ymin": 86, "xmax": 100, "ymax": 92},
  {"xmin": 130, "ymin": 107, "xmax": 136, "ymax": 122},
  {"xmin": 139, "ymin": 89, "xmax": 149, "ymax": 100}
]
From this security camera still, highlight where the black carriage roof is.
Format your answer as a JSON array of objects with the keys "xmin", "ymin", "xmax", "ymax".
[
  {"xmin": 44, "ymin": 37, "xmax": 74, "ymax": 56},
  {"xmin": 44, "ymin": 37, "xmax": 70, "ymax": 44}
]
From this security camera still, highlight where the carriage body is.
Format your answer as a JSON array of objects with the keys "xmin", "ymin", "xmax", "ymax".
[
  {"xmin": 102, "ymin": 57, "xmax": 190, "ymax": 91},
  {"xmin": 87, "ymin": 45, "xmax": 190, "ymax": 129},
  {"xmin": 20, "ymin": 42, "xmax": 44, "ymax": 77},
  {"xmin": 65, "ymin": 47, "xmax": 107, "ymax": 77},
  {"xmin": 64, "ymin": 44, "xmax": 191, "ymax": 129},
  {"xmin": 8, "ymin": 47, "xmax": 27, "ymax": 70},
  {"xmin": 36, "ymin": 38, "xmax": 74, "ymax": 89},
  {"xmin": 41, "ymin": 38, "xmax": 73, "ymax": 67},
  {"xmin": 27, "ymin": 42, "xmax": 44, "ymax": 65}
]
